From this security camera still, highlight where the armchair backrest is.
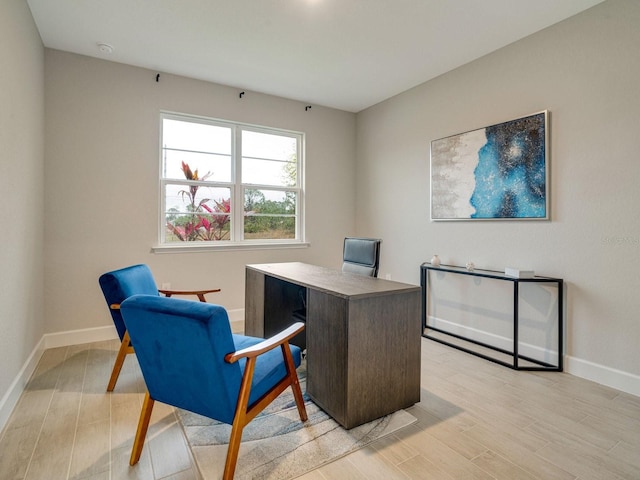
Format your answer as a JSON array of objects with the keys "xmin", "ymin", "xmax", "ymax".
[
  {"xmin": 120, "ymin": 295, "xmax": 243, "ymax": 425},
  {"xmin": 98, "ymin": 264, "xmax": 159, "ymax": 341},
  {"xmin": 342, "ymin": 237, "xmax": 381, "ymax": 277}
]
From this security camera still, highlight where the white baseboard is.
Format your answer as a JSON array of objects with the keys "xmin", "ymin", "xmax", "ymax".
[
  {"xmin": 565, "ymin": 355, "xmax": 640, "ymax": 397},
  {"xmin": 0, "ymin": 336, "xmax": 46, "ymax": 433},
  {"xmin": 43, "ymin": 325, "xmax": 119, "ymax": 349},
  {"xmin": 427, "ymin": 316, "xmax": 560, "ymax": 365}
]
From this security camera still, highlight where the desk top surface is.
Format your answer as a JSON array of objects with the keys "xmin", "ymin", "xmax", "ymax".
[{"xmin": 247, "ymin": 262, "xmax": 419, "ymax": 299}]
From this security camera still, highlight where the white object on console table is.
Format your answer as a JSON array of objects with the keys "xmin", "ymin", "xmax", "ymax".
[{"xmin": 504, "ymin": 267, "xmax": 535, "ymax": 278}]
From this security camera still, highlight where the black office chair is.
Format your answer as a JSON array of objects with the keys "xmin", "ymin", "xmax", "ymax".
[
  {"xmin": 342, "ymin": 237, "xmax": 381, "ymax": 277},
  {"xmin": 292, "ymin": 237, "xmax": 382, "ymax": 342}
]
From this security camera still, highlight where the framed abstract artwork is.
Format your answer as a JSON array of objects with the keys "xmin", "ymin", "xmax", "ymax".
[{"xmin": 430, "ymin": 111, "xmax": 549, "ymax": 221}]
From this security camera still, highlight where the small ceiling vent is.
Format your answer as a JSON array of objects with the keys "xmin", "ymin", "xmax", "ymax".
[{"xmin": 97, "ymin": 42, "xmax": 114, "ymax": 54}]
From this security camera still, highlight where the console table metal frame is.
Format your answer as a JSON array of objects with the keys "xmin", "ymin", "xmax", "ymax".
[
  {"xmin": 245, "ymin": 262, "xmax": 421, "ymax": 429},
  {"xmin": 421, "ymin": 263, "xmax": 563, "ymax": 371}
]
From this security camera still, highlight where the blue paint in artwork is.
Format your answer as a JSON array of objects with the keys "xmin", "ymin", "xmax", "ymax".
[{"xmin": 470, "ymin": 113, "xmax": 546, "ymax": 218}]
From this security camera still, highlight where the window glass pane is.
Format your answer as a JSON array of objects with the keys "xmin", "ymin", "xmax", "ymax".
[
  {"xmin": 242, "ymin": 131, "xmax": 296, "ymax": 161},
  {"xmin": 165, "ymin": 184, "xmax": 231, "ymax": 242},
  {"xmin": 242, "ymin": 157, "xmax": 296, "ymax": 186},
  {"xmin": 242, "ymin": 130, "xmax": 297, "ymax": 187},
  {"xmin": 163, "ymin": 119, "xmax": 231, "ymax": 154},
  {"xmin": 244, "ymin": 216, "xmax": 295, "ymax": 239},
  {"xmin": 163, "ymin": 150, "xmax": 231, "ymax": 183},
  {"xmin": 244, "ymin": 189, "xmax": 296, "ymax": 239}
]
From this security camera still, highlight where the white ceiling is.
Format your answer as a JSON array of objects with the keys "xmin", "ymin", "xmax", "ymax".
[{"xmin": 27, "ymin": 0, "xmax": 604, "ymax": 112}]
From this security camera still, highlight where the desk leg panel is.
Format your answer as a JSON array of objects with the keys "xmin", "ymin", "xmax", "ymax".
[
  {"xmin": 347, "ymin": 291, "xmax": 421, "ymax": 427},
  {"xmin": 306, "ymin": 290, "xmax": 348, "ymax": 426},
  {"xmin": 245, "ymin": 268, "xmax": 264, "ymax": 338}
]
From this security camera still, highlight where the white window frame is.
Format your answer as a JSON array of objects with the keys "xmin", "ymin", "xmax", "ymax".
[{"xmin": 153, "ymin": 111, "xmax": 306, "ymax": 253}]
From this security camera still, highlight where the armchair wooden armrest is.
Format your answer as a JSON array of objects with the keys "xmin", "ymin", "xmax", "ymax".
[
  {"xmin": 158, "ymin": 288, "xmax": 221, "ymax": 302},
  {"xmin": 225, "ymin": 322, "xmax": 305, "ymax": 363},
  {"xmin": 112, "ymin": 288, "xmax": 221, "ymax": 309},
  {"xmin": 224, "ymin": 321, "xmax": 308, "ymax": 440}
]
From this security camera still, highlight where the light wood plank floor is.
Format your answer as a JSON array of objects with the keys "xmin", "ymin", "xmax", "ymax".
[{"xmin": 1, "ymin": 337, "xmax": 639, "ymax": 479}]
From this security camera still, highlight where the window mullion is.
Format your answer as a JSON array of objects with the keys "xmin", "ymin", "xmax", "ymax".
[
  {"xmin": 159, "ymin": 178, "xmax": 167, "ymax": 243},
  {"xmin": 296, "ymin": 137, "xmax": 304, "ymax": 241},
  {"xmin": 233, "ymin": 126, "xmax": 244, "ymax": 241}
]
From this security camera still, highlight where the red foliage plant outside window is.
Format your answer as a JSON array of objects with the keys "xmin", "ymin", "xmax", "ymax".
[{"xmin": 166, "ymin": 162, "xmax": 231, "ymax": 241}]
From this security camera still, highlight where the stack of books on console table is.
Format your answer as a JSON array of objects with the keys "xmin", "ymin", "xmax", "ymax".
[{"xmin": 504, "ymin": 267, "xmax": 535, "ymax": 278}]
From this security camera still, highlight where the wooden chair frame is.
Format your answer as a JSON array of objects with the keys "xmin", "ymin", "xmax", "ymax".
[
  {"xmin": 129, "ymin": 322, "xmax": 308, "ymax": 480},
  {"xmin": 106, "ymin": 287, "xmax": 220, "ymax": 392}
]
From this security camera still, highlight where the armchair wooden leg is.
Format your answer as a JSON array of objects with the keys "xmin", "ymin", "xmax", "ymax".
[
  {"xmin": 224, "ymin": 421, "xmax": 246, "ymax": 480},
  {"xmin": 107, "ymin": 331, "xmax": 132, "ymax": 392},
  {"xmin": 282, "ymin": 344, "xmax": 308, "ymax": 422},
  {"xmin": 223, "ymin": 358, "xmax": 256, "ymax": 480},
  {"xmin": 130, "ymin": 392, "xmax": 155, "ymax": 466}
]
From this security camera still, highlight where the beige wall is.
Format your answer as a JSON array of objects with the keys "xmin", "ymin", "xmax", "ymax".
[
  {"xmin": 0, "ymin": 0, "xmax": 45, "ymax": 414},
  {"xmin": 3, "ymin": 0, "xmax": 639, "ymax": 420},
  {"xmin": 356, "ymin": 0, "xmax": 640, "ymax": 392},
  {"xmin": 44, "ymin": 50, "xmax": 356, "ymax": 334}
]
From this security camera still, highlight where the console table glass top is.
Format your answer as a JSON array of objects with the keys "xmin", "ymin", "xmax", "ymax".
[{"xmin": 422, "ymin": 263, "xmax": 563, "ymax": 283}]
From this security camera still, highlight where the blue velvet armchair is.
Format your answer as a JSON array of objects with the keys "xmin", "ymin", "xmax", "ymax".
[
  {"xmin": 98, "ymin": 264, "xmax": 220, "ymax": 391},
  {"xmin": 119, "ymin": 295, "xmax": 307, "ymax": 479}
]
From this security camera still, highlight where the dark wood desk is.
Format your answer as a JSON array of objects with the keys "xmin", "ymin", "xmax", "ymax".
[{"xmin": 245, "ymin": 262, "xmax": 421, "ymax": 429}]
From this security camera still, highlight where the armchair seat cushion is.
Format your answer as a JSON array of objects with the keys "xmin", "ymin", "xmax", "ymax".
[{"xmin": 232, "ymin": 334, "xmax": 302, "ymax": 405}]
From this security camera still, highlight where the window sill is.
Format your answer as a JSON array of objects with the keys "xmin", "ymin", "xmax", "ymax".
[{"xmin": 152, "ymin": 241, "xmax": 310, "ymax": 254}]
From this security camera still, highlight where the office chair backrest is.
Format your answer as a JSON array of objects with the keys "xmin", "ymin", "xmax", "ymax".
[
  {"xmin": 98, "ymin": 264, "xmax": 159, "ymax": 341},
  {"xmin": 120, "ymin": 295, "xmax": 242, "ymax": 424},
  {"xmin": 342, "ymin": 237, "xmax": 381, "ymax": 277}
]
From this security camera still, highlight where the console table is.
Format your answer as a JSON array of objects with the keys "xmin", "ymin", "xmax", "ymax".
[
  {"xmin": 245, "ymin": 262, "xmax": 421, "ymax": 429},
  {"xmin": 421, "ymin": 263, "xmax": 563, "ymax": 371}
]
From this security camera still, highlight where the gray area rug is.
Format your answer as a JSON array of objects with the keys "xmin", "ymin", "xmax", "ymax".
[{"xmin": 177, "ymin": 363, "xmax": 417, "ymax": 479}]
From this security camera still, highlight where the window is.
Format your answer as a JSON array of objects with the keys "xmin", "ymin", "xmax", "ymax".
[{"xmin": 159, "ymin": 112, "xmax": 304, "ymax": 248}]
